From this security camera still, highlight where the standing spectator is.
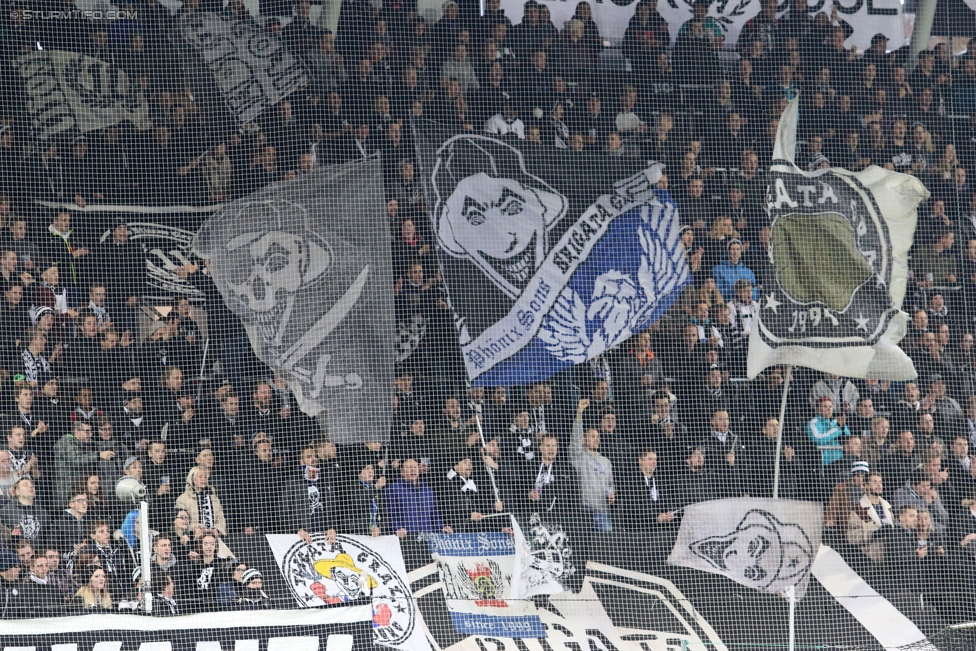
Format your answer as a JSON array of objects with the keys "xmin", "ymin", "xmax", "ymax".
[
  {"xmin": 386, "ymin": 459, "xmax": 452, "ymax": 537},
  {"xmin": 846, "ymin": 471, "xmax": 895, "ymax": 563},
  {"xmin": 0, "ymin": 478, "xmax": 50, "ymax": 543},
  {"xmin": 806, "ymin": 397, "xmax": 851, "ymax": 465},
  {"xmin": 569, "ymin": 399, "xmax": 616, "ymax": 532},
  {"xmin": 174, "ymin": 466, "xmax": 228, "ymax": 540},
  {"xmin": 51, "ymin": 490, "xmax": 91, "ymax": 553},
  {"xmin": 54, "ymin": 420, "xmax": 113, "ymax": 505}
]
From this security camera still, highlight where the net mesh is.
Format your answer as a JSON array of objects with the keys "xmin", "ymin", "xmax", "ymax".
[{"xmin": 0, "ymin": 1, "xmax": 973, "ymax": 651}]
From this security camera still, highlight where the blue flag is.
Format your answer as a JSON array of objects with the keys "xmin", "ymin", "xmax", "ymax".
[{"xmin": 414, "ymin": 129, "xmax": 691, "ymax": 385}]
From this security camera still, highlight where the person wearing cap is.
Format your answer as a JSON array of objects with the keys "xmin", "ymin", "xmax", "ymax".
[
  {"xmin": 0, "ymin": 548, "xmax": 26, "ymax": 618},
  {"xmin": 806, "ymin": 396, "xmax": 852, "ymax": 466},
  {"xmin": 825, "ymin": 459, "xmax": 869, "ymax": 530},
  {"xmin": 54, "ymin": 420, "xmax": 114, "ymax": 505}
]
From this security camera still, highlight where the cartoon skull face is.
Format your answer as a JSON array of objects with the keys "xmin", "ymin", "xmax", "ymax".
[{"xmin": 228, "ymin": 231, "xmax": 307, "ymax": 312}]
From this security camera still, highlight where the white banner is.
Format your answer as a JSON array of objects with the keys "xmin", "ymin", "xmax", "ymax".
[
  {"xmin": 267, "ymin": 533, "xmax": 432, "ymax": 651},
  {"xmin": 499, "ymin": 0, "xmax": 904, "ymax": 52},
  {"xmin": 667, "ymin": 498, "xmax": 823, "ymax": 599},
  {"xmin": 15, "ymin": 50, "xmax": 152, "ymax": 141}
]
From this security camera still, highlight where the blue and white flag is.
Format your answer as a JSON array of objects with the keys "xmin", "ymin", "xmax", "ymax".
[
  {"xmin": 414, "ymin": 128, "xmax": 692, "ymax": 385},
  {"xmin": 427, "ymin": 533, "xmax": 546, "ymax": 638}
]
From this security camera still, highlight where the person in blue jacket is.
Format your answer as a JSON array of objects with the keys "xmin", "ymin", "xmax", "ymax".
[
  {"xmin": 807, "ymin": 396, "xmax": 851, "ymax": 466},
  {"xmin": 712, "ymin": 239, "xmax": 759, "ymax": 301}
]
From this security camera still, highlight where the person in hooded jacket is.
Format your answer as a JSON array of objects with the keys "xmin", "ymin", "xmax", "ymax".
[{"xmin": 712, "ymin": 239, "xmax": 759, "ymax": 302}]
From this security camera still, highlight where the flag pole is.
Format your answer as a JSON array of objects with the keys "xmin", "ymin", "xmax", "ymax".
[
  {"xmin": 773, "ymin": 366, "xmax": 796, "ymax": 651},
  {"xmin": 772, "ymin": 366, "xmax": 793, "ymax": 500},
  {"xmin": 788, "ymin": 584, "xmax": 796, "ymax": 651}
]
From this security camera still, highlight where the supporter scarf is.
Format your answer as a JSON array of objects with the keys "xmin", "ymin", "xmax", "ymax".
[
  {"xmin": 196, "ymin": 491, "xmax": 215, "ymax": 530},
  {"xmin": 447, "ymin": 469, "xmax": 478, "ymax": 493},
  {"xmin": 88, "ymin": 301, "xmax": 110, "ymax": 327},
  {"xmin": 42, "ymin": 281, "xmax": 69, "ymax": 314}
]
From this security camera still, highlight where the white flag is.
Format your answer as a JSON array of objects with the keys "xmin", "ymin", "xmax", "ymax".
[
  {"xmin": 667, "ymin": 499, "xmax": 823, "ymax": 599},
  {"xmin": 747, "ymin": 95, "xmax": 927, "ymax": 381},
  {"xmin": 509, "ymin": 514, "xmax": 573, "ymax": 598}
]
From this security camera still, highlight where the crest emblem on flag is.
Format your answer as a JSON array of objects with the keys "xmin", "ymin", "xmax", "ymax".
[{"xmin": 748, "ymin": 95, "xmax": 927, "ymax": 380}]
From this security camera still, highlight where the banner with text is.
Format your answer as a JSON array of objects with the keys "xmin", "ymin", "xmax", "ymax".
[{"xmin": 498, "ymin": 0, "xmax": 905, "ymax": 51}]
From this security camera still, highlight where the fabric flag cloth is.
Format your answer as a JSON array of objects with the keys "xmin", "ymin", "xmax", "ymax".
[
  {"xmin": 266, "ymin": 533, "xmax": 432, "ymax": 651},
  {"xmin": 667, "ymin": 498, "xmax": 823, "ymax": 599},
  {"xmin": 180, "ymin": 12, "xmax": 307, "ymax": 125},
  {"xmin": 414, "ymin": 126, "xmax": 692, "ymax": 386},
  {"xmin": 192, "ymin": 158, "xmax": 395, "ymax": 443},
  {"xmin": 427, "ymin": 533, "xmax": 546, "ymax": 638},
  {"xmin": 15, "ymin": 50, "xmax": 152, "ymax": 141},
  {"xmin": 510, "ymin": 514, "xmax": 576, "ymax": 597},
  {"xmin": 747, "ymin": 95, "xmax": 927, "ymax": 381}
]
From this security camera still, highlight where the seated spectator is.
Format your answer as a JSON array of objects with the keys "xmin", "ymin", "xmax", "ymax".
[{"xmin": 73, "ymin": 567, "xmax": 113, "ymax": 610}]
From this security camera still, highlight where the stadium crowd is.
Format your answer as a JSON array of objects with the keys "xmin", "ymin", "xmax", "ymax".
[{"xmin": 0, "ymin": 0, "xmax": 973, "ymax": 634}]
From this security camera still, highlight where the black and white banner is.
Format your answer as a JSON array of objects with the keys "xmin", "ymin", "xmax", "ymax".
[
  {"xmin": 180, "ymin": 12, "xmax": 307, "ymax": 125},
  {"xmin": 667, "ymin": 498, "xmax": 823, "ymax": 599},
  {"xmin": 193, "ymin": 159, "xmax": 395, "ymax": 441},
  {"xmin": 15, "ymin": 50, "xmax": 152, "ymax": 141},
  {"xmin": 747, "ymin": 96, "xmax": 925, "ymax": 381},
  {"xmin": 500, "ymin": 0, "xmax": 905, "ymax": 52},
  {"xmin": 0, "ymin": 608, "xmax": 373, "ymax": 651}
]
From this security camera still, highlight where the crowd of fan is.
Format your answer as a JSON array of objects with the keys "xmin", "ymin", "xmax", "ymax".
[{"xmin": 0, "ymin": 0, "xmax": 972, "ymax": 631}]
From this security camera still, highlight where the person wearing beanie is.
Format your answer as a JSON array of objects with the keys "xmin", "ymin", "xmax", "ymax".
[{"xmin": 235, "ymin": 568, "xmax": 271, "ymax": 610}]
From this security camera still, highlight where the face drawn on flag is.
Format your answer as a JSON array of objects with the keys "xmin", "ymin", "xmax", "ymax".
[
  {"xmin": 668, "ymin": 499, "xmax": 823, "ymax": 599},
  {"xmin": 192, "ymin": 158, "xmax": 395, "ymax": 443},
  {"xmin": 429, "ymin": 135, "xmax": 570, "ymax": 343},
  {"xmin": 416, "ymin": 127, "xmax": 690, "ymax": 384}
]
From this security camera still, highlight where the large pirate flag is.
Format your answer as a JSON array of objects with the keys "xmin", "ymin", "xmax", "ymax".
[
  {"xmin": 668, "ymin": 499, "xmax": 823, "ymax": 599},
  {"xmin": 747, "ymin": 96, "xmax": 927, "ymax": 380},
  {"xmin": 414, "ymin": 126, "xmax": 691, "ymax": 385}
]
